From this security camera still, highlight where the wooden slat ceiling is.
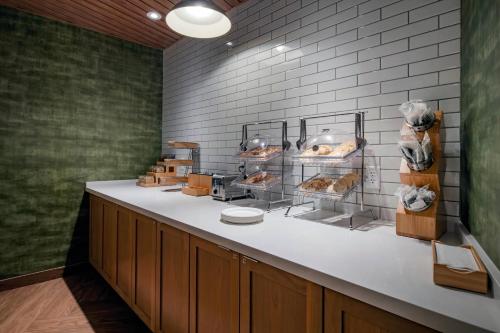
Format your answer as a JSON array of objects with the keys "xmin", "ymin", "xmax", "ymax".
[{"xmin": 0, "ymin": 0, "xmax": 247, "ymax": 49}]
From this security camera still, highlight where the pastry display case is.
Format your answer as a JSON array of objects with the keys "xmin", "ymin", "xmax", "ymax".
[
  {"xmin": 236, "ymin": 120, "xmax": 292, "ymax": 211},
  {"xmin": 286, "ymin": 111, "xmax": 376, "ymax": 229}
]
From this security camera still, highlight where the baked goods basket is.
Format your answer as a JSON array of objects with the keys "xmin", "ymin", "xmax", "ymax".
[
  {"xmin": 231, "ymin": 170, "xmax": 282, "ymax": 191},
  {"xmin": 295, "ymin": 172, "xmax": 361, "ymax": 201}
]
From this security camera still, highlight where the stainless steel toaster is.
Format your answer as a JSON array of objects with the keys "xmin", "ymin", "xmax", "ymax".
[{"xmin": 211, "ymin": 174, "xmax": 246, "ymax": 201}]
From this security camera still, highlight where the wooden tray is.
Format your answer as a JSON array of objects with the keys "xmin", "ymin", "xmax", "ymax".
[
  {"xmin": 432, "ymin": 241, "xmax": 488, "ymax": 294},
  {"xmin": 163, "ymin": 159, "xmax": 193, "ymax": 166},
  {"xmin": 182, "ymin": 186, "xmax": 210, "ymax": 196},
  {"xmin": 136, "ymin": 182, "xmax": 161, "ymax": 188}
]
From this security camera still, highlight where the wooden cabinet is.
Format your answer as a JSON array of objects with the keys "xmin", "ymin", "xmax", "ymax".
[
  {"xmin": 132, "ymin": 213, "xmax": 157, "ymax": 330},
  {"xmin": 155, "ymin": 223, "xmax": 189, "ymax": 333},
  {"xmin": 101, "ymin": 200, "xmax": 117, "ymax": 284},
  {"xmin": 324, "ymin": 289, "xmax": 437, "ymax": 333},
  {"xmin": 89, "ymin": 196, "xmax": 440, "ymax": 333},
  {"xmin": 89, "ymin": 195, "xmax": 103, "ymax": 270},
  {"xmin": 240, "ymin": 257, "xmax": 323, "ymax": 333},
  {"xmin": 189, "ymin": 236, "xmax": 239, "ymax": 333},
  {"xmin": 115, "ymin": 206, "xmax": 133, "ymax": 303}
]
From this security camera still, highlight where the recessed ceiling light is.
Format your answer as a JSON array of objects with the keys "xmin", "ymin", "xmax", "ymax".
[
  {"xmin": 147, "ymin": 11, "xmax": 162, "ymax": 21},
  {"xmin": 166, "ymin": 0, "xmax": 231, "ymax": 38}
]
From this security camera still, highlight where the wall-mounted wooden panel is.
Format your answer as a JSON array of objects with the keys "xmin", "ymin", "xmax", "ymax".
[{"xmin": 0, "ymin": 0, "xmax": 247, "ymax": 49}]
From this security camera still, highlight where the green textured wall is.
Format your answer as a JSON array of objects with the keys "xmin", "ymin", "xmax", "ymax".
[
  {"xmin": 0, "ymin": 6, "xmax": 162, "ymax": 279},
  {"xmin": 461, "ymin": 0, "xmax": 500, "ymax": 268}
]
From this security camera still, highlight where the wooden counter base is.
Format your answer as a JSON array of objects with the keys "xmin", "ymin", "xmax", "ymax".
[{"xmin": 89, "ymin": 194, "xmax": 436, "ymax": 333}]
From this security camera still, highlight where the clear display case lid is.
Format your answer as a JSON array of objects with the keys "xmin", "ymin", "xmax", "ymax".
[
  {"xmin": 301, "ymin": 129, "xmax": 353, "ymax": 150},
  {"xmin": 236, "ymin": 134, "xmax": 284, "ymax": 162},
  {"xmin": 294, "ymin": 128, "xmax": 365, "ymax": 164},
  {"xmin": 243, "ymin": 134, "xmax": 270, "ymax": 151}
]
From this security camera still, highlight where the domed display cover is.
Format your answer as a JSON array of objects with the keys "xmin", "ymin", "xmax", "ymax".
[
  {"xmin": 294, "ymin": 128, "xmax": 365, "ymax": 164},
  {"xmin": 236, "ymin": 134, "xmax": 283, "ymax": 162}
]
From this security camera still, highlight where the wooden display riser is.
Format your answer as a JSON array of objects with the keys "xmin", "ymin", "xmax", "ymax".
[
  {"xmin": 396, "ymin": 110, "xmax": 445, "ymax": 241},
  {"xmin": 137, "ymin": 176, "xmax": 188, "ymax": 187},
  {"xmin": 399, "ymin": 157, "xmax": 441, "ymax": 191},
  {"xmin": 396, "ymin": 201, "xmax": 446, "ymax": 241},
  {"xmin": 162, "ymin": 159, "xmax": 193, "ymax": 166}
]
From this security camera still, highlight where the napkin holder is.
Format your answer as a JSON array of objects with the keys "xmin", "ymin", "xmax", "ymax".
[{"xmin": 432, "ymin": 241, "xmax": 488, "ymax": 294}]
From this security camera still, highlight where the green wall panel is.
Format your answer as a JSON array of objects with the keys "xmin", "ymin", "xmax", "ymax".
[
  {"xmin": 461, "ymin": 0, "xmax": 500, "ymax": 268},
  {"xmin": 0, "ymin": 6, "xmax": 162, "ymax": 278}
]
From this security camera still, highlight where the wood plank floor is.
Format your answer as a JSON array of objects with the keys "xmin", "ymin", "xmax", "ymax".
[{"xmin": 0, "ymin": 268, "xmax": 151, "ymax": 333}]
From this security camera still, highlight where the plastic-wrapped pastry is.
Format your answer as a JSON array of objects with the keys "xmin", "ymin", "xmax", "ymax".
[
  {"xmin": 397, "ymin": 184, "xmax": 436, "ymax": 212},
  {"xmin": 399, "ymin": 100, "xmax": 435, "ymax": 131},
  {"xmin": 398, "ymin": 130, "xmax": 433, "ymax": 170}
]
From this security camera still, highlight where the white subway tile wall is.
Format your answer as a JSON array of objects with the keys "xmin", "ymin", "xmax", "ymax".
[{"xmin": 162, "ymin": 0, "xmax": 460, "ymax": 221}]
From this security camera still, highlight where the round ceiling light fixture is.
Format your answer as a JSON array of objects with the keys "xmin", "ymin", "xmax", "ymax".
[
  {"xmin": 165, "ymin": 0, "xmax": 231, "ymax": 38},
  {"xmin": 147, "ymin": 11, "xmax": 162, "ymax": 21}
]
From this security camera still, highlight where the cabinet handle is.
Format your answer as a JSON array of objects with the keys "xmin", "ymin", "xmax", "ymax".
[
  {"xmin": 242, "ymin": 256, "xmax": 258, "ymax": 264},
  {"xmin": 217, "ymin": 244, "xmax": 231, "ymax": 252}
]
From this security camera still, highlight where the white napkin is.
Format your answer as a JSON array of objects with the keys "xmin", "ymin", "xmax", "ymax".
[{"xmin": 435, "ymin": 243, "xmax": 479, "ymax": 272}]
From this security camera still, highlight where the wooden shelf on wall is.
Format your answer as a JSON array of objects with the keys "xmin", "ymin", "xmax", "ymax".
[{"xmin": 167, "ymin": 141, "xmax": 199, "ymax": 149}]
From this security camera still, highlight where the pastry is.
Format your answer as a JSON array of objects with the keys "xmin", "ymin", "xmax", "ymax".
[
  {"xmin": 326, "ymin": 173, "xmax": 360, "ymax": 193},
  {"xmin": 240, "ymin": 146, "xmax": 281, "ymax": 158},
  {"xmin": 329, "ymin": 140, "xmax": 357, "ymax": 157},
  {"xmin": 301, "ymin": 177, "xmax": 333, "ymax": 191},
  {"xmin": 332, "ymin": 179, "xmax": 348, "ymax": 193},
  {"xmin": 301, "ymin": 145, "xmax": 333, "ymax": 156},
  {"xmin": 243, "ymin": 172, "xmax": 274, "ymax": 184},
  {"xmin": 316, "ymin": 145, "xmax": 332, "ymax": 155}
]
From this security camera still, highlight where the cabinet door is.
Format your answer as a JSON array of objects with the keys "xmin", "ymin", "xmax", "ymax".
[
  {"xmin": 156, "ymin": 223, "xmax": 189, "ymax": 333},
  {"xmin": 115, "ymin": 206, "xmax": 133, "ymax": 303},
  {"xmin": 89, "ymin": 195, "xmax": 103, "ymax": 271},
  {"xmin": 132, "ymin": 213, "xmax": 157, "ymax": 330},
  {"xmin": 240, "ymin": 257, "xmax": 322, "ymax": 333},
  {"xmin": 101, "ymin": 200, "xmax": 117, "ymax": 284},
  {"xmin": 324, "ymin": 289, "xmax": 437, "ymax": 333},
  {"xmin": 189, "ymin": 236, "xmax": 239, "ymax": 333}
]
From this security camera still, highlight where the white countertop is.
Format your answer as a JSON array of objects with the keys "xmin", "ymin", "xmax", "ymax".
[{"xmin": 86, "ymin": 180, "xmax": 500, "ymax": 333}]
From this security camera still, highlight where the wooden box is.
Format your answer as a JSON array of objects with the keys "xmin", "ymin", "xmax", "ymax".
[
  {"xmin": 396, "ymin": 201, "xmax": 446, "ymax": 240},
  {"xmin": 181, "ymin": 173, "xmax": 212, "ymax": 197},
  {"xmin": 432, "ymin": 241, "xmax": 488, "ymax": 294}
]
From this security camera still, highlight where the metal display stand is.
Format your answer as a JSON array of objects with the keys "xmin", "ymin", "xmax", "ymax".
[
  {"xmin": 285, "ymin": 111, "xmax": 376, "ymax": 229},
  {"xmin": 237, "ymin": 120, "xmax": 291, "ymax": 211}
]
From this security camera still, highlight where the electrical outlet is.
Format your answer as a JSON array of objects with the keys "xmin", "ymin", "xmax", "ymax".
[{"xmin": 364, "ymin": 166, "xmax": 380, "ymax": 190}]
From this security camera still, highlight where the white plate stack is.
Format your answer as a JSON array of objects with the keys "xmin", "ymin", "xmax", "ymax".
[{"xmin": 221, "ymin": 207, "xmax": 264, "ymax": 224}]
